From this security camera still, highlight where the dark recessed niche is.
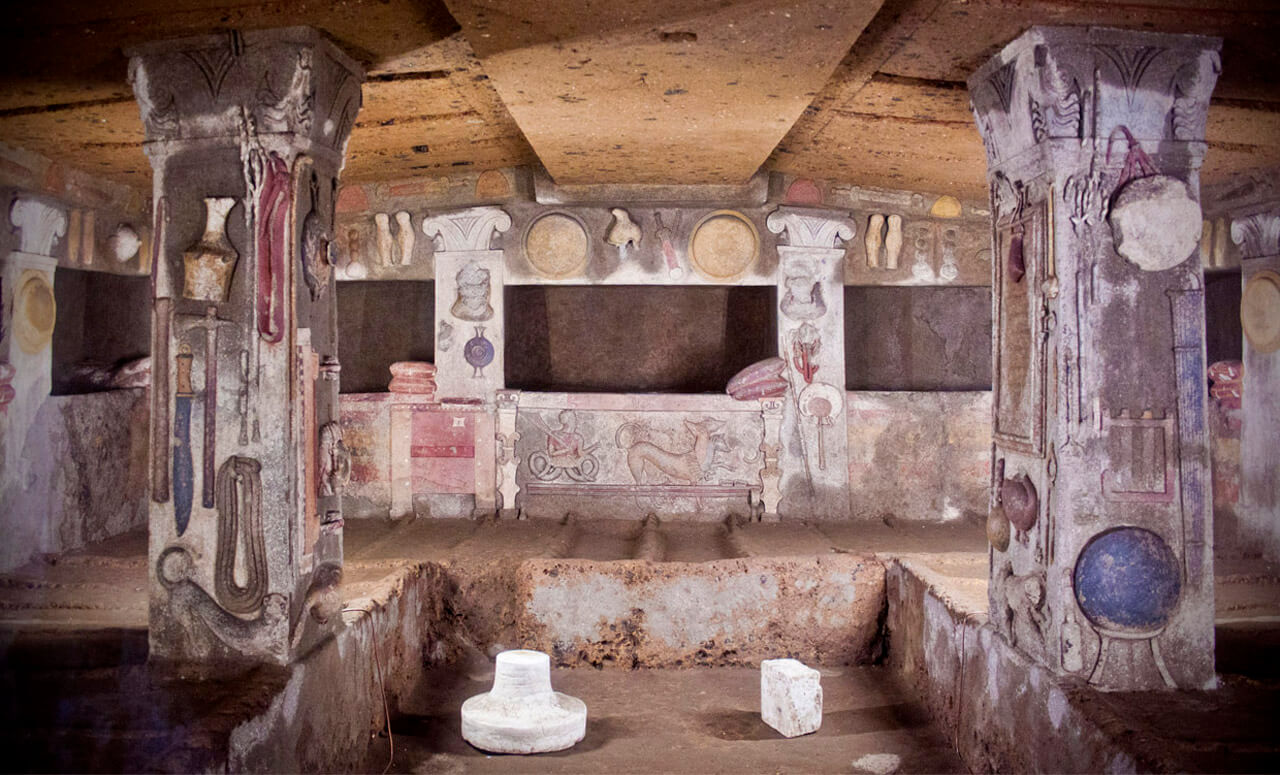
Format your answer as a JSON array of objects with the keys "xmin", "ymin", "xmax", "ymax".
[
  {"xmin": 506, "ymin": 285, "xmax": 777, "ymax": 393},
  {"xmin": 51, "ymin": 270, "xmax": 151, "ymax": 395},
  {"xmin": 336, "ymin": 281, "xmax": 435, "ymax": 393},
  {"xmin": 844, "ymin": 285, "xmax": 992, "ymax": 391},
  {"xmin": 1204, "ymin": 269, "xmax": 1242, "ymax": 366}
]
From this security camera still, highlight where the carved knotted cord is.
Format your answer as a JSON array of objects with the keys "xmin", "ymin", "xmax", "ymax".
[{"xmin": 215, "ymin": 455, "xmax": 268, "ymax": 615}]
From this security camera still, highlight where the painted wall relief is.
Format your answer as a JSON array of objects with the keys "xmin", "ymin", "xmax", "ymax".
[
  {"xmin": 605, "ymin": 208, "xmax": 641, "ymax": 257},
  {"xmin": 993, "ymin": 195, "xmax": 1048, "ymax": 457},
  {"xmin": 688, "ymin": 210, "xmax": 759, "ymax": 281},
  {"xmin": 1106, "ymin": 127, "xmax": 1202, "ymax": 273},
  {"xmin": 463, "ymin": 327, "xmax": 494, "ymax": 378},
  {"xmin": 182, "ymin": 196, "xmax": 239, "ymax": 302},
  {"xmin": 798, "ymin": 382, "xmax": 841, "ymax": 471},
  {"xmin": 527, "ymin": 409, "xmax": 600, "ymax": 482},
  {"xmin": 789, "ymin": 324, "xmax": 820, "ymax": 384},
  {"xmin": 452, "ymin": 263, "xmax": 494, "ymax": 321},
  {"xmin": 616, "ymin": 419, "xmax": 732, "ymax": 485},
  {"xmin": 300, "ymin": 172, "xmax": 334, "ymax": 301},
  {"xmin": 780, "ymin": 273, "xmax": 825, "ymax": 320},
  {"xmin": 525, "ymin": 212, "xmax": 588, "ymax": 278},
  {"xmin": 654, "ymin": 211, "xmax": 683, "ymax": 279},
  {"xmin": 1073, "ymin": 526, "xmax": 1182, "ymax": 687},
  {"xmin": 514, "ymin": 401, "xmax": 764, "ymax": 494}
]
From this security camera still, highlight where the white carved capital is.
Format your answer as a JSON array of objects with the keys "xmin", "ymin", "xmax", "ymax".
[
  {"xmin": 1231, "ymin": 212, "xmax": 1280, "ymax": 259},
  {"xmin": 422, "ymin": 206, "xmax": 512, "ymax": 253},
  {"xmin": 766, "ymin": 207, "xmax": 854, "ymax": 249},
  {"xmin": 9, "ymin": 198, "xmax": 68, "ymax": 257}
]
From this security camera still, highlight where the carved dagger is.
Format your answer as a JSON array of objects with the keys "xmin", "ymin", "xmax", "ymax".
[{"xmin": 173, "ymin": 344, "xmax": 195, "ymax": 536}]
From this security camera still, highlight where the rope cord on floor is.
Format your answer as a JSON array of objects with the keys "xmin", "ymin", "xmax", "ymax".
[{"xmin": 344, "ymin": 606, "xmax": 393, "ymax": 774}]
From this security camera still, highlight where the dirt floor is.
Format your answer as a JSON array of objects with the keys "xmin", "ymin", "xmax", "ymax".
[
  {"xmin": 362, "ymin": 665, "xmax": 964, "ymax": 775},
  {"xmin": 3, "ymin": 517, "xmax": 1280, "ymax": 773}
]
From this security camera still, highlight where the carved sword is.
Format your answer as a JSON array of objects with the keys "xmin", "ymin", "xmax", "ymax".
[
  {"xmin": 178, "ymin": 306, "xmax": 239, "ymax": 509},
  {"xmin": 173, "ymin": 345, "xmax": 195, "ymax": 535}
]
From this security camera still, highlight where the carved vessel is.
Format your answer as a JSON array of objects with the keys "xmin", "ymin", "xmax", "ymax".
[
  {"xmin": 182, "ymin": 197, "xmax": 239, "ymax": 302},
  {"xmin": 464, "ymin": 326, "xmax": 495, "ymax": 377}
]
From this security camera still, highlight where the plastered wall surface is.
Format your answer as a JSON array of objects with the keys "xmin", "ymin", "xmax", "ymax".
[{"xmin": 847, "ymin": 391, "xmax": 991, "ymax": 522}]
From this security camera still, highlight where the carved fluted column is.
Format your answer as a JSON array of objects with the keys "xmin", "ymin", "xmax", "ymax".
[
  {"xmin": 766, "ymin": 207, "xmax": 853, "ymax": 519},
  {"xmin": 1228, "ymin": 180, "xmax": 1280, "ymax": 561},
  {"xmin": 129, "ymin": 28, "xmax": 363, "ymax": 664},
  {"xmin": 970, "ymin": 26, "xmax": 1220, "ymax": 690}
]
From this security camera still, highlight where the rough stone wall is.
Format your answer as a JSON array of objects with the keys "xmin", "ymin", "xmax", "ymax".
[
  {"xmin": 516, "ymin": 555, "xmax": 886, "ymax": 667},
  {"xmin": 1, "ymin": 389, "xmax": 148, "ymax": 572},
  {"xmin": 225, "ymin": 564, "xmax": 456, "ymax": 772},
  {"xmin": 846, "ymin": 391, "xmax": 991, "ymax": 522},
  {"xmin": 885, "ymin": 559, "xmax": 1147, "ymax": 773}
]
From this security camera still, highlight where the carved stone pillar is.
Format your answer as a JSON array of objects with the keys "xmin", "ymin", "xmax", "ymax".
[
  {"xmin": 422, "ymin": 207, "xmax": 510, "ymax": 517},
  {"xmin": 129, "ymin": 28, "xmax": 363, "ymax": 664},
  {"xmin": 1228, "ymin": 183, "xmax": 1280, "ymax": 561},
  {"xmin": 0, "ymin": 199, "xmax": 66, "ymax": 569},
  {"xmin": 766, "ymin": 207, "xmax": 853, "ymax": 519},
  {"xmin": 970, "ymin": 26, "xmax": 1220, "ymax": 690},
  {"xmin": 422, "ymin": 207, "xmax": 511, "ymax": 401}
]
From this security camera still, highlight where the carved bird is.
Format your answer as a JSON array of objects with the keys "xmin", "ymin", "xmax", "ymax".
[{"xmin": 606, "ymin": 207, "xmax": 642, "ymax": 250}]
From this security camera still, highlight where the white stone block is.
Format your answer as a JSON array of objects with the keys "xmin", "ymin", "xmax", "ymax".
[{"xmin": 760, "ymin": 658, "xmax": 822, "ymax": 737}]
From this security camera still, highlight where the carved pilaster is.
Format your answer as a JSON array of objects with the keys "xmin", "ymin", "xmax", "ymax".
[
  {"xmin": 129, "ymin": 27, "xmax": 363, "ymax": 665},
  {"xmin": 424, "ymin": 207, "xmax": 511, "ymax": 402},
  {"xmin": 757, "ymin": 397, "xmax": 785, "ymax": 519},
  {"xmin": 971, "ymin": 26, "xmax": 1220, "ymax": 691},
  {"xmin": 767, "ymin": 207, "xmax": 853, "ymax": 519},
  {"xmin": 495, "ymin": 390, "xmax": 521, "ymax": 517},
  {"xmin": 1, "ymin": 199, "xmax": 65, "ymax": 570},
  {"xmin": 1224, "ymin": 175, "xmax": 1280, "ymax": 562}
]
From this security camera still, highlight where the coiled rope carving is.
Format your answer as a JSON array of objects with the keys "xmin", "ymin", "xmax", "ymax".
[{"xmin": 215, "ymin": 455, "xmax": 268, "ymax": 615}]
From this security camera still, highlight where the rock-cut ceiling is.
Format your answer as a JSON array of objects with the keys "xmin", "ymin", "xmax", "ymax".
[{"xmin": 0, "ymin": 0, "xmax": 1277, "ymax": 200}]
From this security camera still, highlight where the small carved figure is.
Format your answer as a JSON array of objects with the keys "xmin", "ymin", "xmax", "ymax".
[
  {"xmin": 374, "ymin": 212, "xmax": 394, "ymax": 266},
  {"xmin": 395, "ymin": 210, "xmax": 415, "ymax": 265},
  {"xmin": 301, "ymin": 192, "xmax": 333, "ymax": 301},
  {"xmin": 865, "ymin": 213, "xmax": 885, "ymax": 268},
  {"xmin": 884, "ymin": 214, "xmax": 903, "ymax": 269},
  {"xmin": 606, "ymin": 208, "xmax": 641, "ymax": 252},
  {"xmin": 528, "ymin": 410, "xmax": 600, "ymax": 482},
  {"xmin": 452, "ymin": 263, "xmax": 494, "ymax": 321},
  {"xmin": 319, "ymin": 421, "xmax": 351, "ymax": 497},
  {"xmin": 437, "ymin": 320, "xmax": 455, "ymax": 352}
]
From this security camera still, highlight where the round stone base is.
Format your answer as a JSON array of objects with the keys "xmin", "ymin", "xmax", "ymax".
[{"xmin": 461, "ymin": 691, "xmax": 587, "ymax": 754}]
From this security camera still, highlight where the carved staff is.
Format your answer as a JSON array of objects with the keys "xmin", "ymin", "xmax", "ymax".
[
  {"xmin": 179, "ymin": 306, "xmax": 238, "ymax": 508},
  {"xmin": 173, "ymin": 344, "xmax": 195, "ymax": 535}
]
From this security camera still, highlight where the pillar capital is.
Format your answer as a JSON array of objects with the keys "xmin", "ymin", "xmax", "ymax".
[
  {"xmin": 127, "ymin": 26, "xmax": 363, "ymax": 166},
  {"xmin": 9, "ymin": 198, "xmax": 67, "ymax": 258},
  {"xmin": 765, "ymin": 207, "xmax": 854, "ymax": 252},
  {"xmin": 969, "ymin": 26, "xmax": 1220, "ymax": 174},
  {"xmin": 422, "ymin": 206, "xmax": 512, "ymax": 254}
]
